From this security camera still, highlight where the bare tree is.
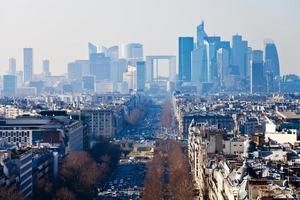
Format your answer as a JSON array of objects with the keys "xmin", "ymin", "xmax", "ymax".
[
  {"xmin": 161, "ymin": 100, "xmax": 172, "ymax": 130},
  {"xmin": 54, "ymin": 187, "xmax": 77, "ymax": 200},
  {"xmin": 0, "ymin": 187, "xmax": 24, "ymax": 200},
  {"xmin": 60, "ymin": 151, "xmax": 101, "ymax": 197},
  {"xmin": 143, "ymin": 153, "xmax": 165, "ymax": 200},
  {"xmin": 166, "ymin": 141, "xmax": 194, "ymax": 200}
]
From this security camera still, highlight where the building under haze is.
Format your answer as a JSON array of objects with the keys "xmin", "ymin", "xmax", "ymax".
[
  {"xmin": 23, "ymin": 48, "xmax": 33, "ymax": 83},
  {"xmin": 196, "ymin": 21, "xmax": 208, "ymax": 47},
  {"xmin": 89, "ymin": 53, "xmax": 111, "ymax": 81},
  {"xmin": 68, "ymin": 61, "xmax": 83, "ymax": 82},
  {"xmin": 136, "ymin": 61, "xmax": 146, "ymax": 91},
  {"xmin": 251, "ymin": 50, "xmax": 265, "ymax": 93},
  {"xmin": 42, "ymin": 59, "xmax": 50, "ymax": 76},
  {"xmin": 88, "ymin": 42, "xmax": 98, "ymax": 57},
  {"xmin": 107, "ymin": 45, "xmax": 119, "ymax": 60},
  {"xmin": 178, "ymin": 37, "xmax": 194, "ymax": 82},
  {"xmin": 264, "ymin": 40, "xmax": 280, "ymax": 92},
  {"xmin": 191, "ymin": 45, "xmax": 208, "ymax": 83},
  {"xmin": 3, "ymin": 74, "xmax": 17, "ymax": 97},
  {"xmin": 82, "ymin": 75, "xmax": 95, "ymax": 93},
  {"xmin": 8, "ymin": 58, "xmax": 16, "ymax": 75},
  {"xmin": 126, "ymin": 43, "xmax": 143, "ymax": 66},
  {"xmin": 231, "ymin": 35, "xmax": 249, "ymax": 82}
]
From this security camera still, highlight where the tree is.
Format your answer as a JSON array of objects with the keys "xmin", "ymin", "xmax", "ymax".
[
  {"xmin": 54, "ymin": 187, "xmax": 77, "ymax": 200},
  {"xmin": 142, "ymin": 153, "xmax": 165, "ymax": 200},
  {"xmin": 60, "ymin": 152, "xmax": 100, "ymax": 198},
  {"xmin": 0, "ymin": 187, "xmax": 24, "ymax": 200},
  {"xmin": 161, "ymin": 100, "xmax": 172, "ymax": 130},
  {"xmin": 33, "ymin": 179, "xmax": 54, "ymax": 200}
]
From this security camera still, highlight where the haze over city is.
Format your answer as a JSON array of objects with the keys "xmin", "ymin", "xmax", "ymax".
[
  {"xmin": 0, "ymin": 0, "xmax": 299, "ymax": 75},
  {"xmin": 1, "ymin": 1, "xmax": 300, "ymax": 200}
]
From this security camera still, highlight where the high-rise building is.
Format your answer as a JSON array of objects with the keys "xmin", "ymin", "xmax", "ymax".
[
  {"xmin": 231, "ymin": 35, "xmax": 249, "ymax": 81},
  {"xmin": 42, "ymin": 59, "xmax": 50, "ymax": 76},
  {"xmin": 68, "ymin": 62, "xmax": 83, "ymax": 81},
  {"xmin": 126, "ymin": 43, "xmax": 143, "ymax": 66},
  {"xmin": 82, "ymin": 76, "xmax": 95, "ymax": 93},
  {"xmin": 88, "ymin": 42, "xmax": 97, "ymax": 57},
  {"xmin": 110, "ymin": 59, "xmax": 128, "ymax": 83},
  {"xmin": 23, "ymin": 48, "xmax": 33, "ymax": 82},
  {"xmin": 107, "ymin": 46, "xmax": 119, "ymax": 60},
  {"xmin": 123, "ymin": 66, "xmax": 137, "ymax": 90},
  {"xmin": 74, "ymin": 60, "xmax": 90, "ymax": 76},
  {"xmin": 136, "ymin": 61, "xmax": 146, "ymax": 91},
  {"xmin": 191, "ymin": 45, "xmax": 208, "ymax": 82},
  {"xmin": 196, "ymin": 21, "xmax": 208, "ymax": 47},
  {"xmin": 89, "ymin": 53, "xmax": 111, "ymax": 81},
  {"xmin": 217, "ymin": 48, "xmax": 230, "ymax": 86},
  {"xmin": 3, "ymin": 74, "xmax": 17, "ymax": 97},
  {"xmin": 8, "ymin": 58, "xmax": 17, "ymax": 75},
  {"xmin": 251, "ymin": 50, "xmax": 265, "ymax": 93},
  {"xmin": 264, "ymin": 39, "xmax": 280, "ymax": 92},
  {"xmin": 178, "ymin": 37, "xmax": 194, "ymax": 81},
  {"xmin": 204, "ymin": 36, "xmax": 221, "ymax": 82}
]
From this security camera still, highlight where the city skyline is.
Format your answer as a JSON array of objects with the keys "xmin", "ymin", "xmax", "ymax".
[{"xmin": 0, "ymin": 0, "xmax": 299, "ymax": 75}]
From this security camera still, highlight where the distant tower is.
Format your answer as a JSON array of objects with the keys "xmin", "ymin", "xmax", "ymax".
[
  {"xmin": 23, "ymin": 48, "xmax": 33, "ymax": 82},
  {"xmin": 68, "ymin": 62, "xmax": 83, "ymax": 81},
  {"xmin": 43, "ymin": 59, "xmax": 50, "ymax": 76},
  {"xmin": 178, "ymin": 37, "xmax": 194, "ymax": 82},
  {"xmin": 196, "ymin": 21, "xmax": 208, "ymax": 47},
  {"xmin": 217, "ymin": 48, "xmax": 230, "ymax": 87},
  {"xmin": 264, "ymin": 39, "xmax": 280, "ymax": 92},
  {"xmin": 136, "ymin": 61, "xmax": 146, "ymax": 91},
  {"xmin": 231, "ymin": 35, "xmax": 249, "ymax": 81},
  {"xmin": 89, "ymin": 53, "xmax": 111, "ymax": 81},
  {"xmin": 107, "ymin": 46, "xmax": 119, "ymax": 60},
  {"xmin": 3, "ymin": 74, "xmax": 17, "ymax": 97},
  {"xmin": 191, "ymin": 45, "xmax": 208, "ymax": 82},
  {"xmin": 8, "ymin": 58, "xmax": 17, "ymax": 75},
  {"xmin": 251, "ymin": 50, "xmax": 265, "ymax": 93},
  {"xmin": 88, "ymin": 42, "xmax": 97, "ymax": 57},
  {"xmin": 125, "ymin": 43, "xmax": 143, "ymax": 66}
]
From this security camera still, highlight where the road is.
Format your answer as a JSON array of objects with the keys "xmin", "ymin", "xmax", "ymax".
[
  {"xmin": 98, "ymin": 101, "xmax": 163, "ymax": 199},
  {"xmin": 116, "ymin": 103, "xmax": 162, "ymax": 141},
  {"xmin": 97, "ymin": 162, "xmax": 146, "ymax": 199}
]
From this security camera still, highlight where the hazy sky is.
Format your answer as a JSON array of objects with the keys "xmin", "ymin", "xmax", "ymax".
[{"xmin": 0, "ymin": 0, "xmax": 299, "ymax": 75}]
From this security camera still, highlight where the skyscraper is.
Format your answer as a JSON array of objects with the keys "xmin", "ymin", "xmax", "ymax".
[
  {"xmin": 3, "ymin": 74, "xmax": 17, "ymax": 97},
  {"xmin": 217, "ymin": 48, "xmax": 230, "ymax": 86},
  {"xmin": 110, "ymin": 59, "xmax": 127, "ymax": 83},
  {"xmin": 136, "ymin": 61, "xmax": 146, "ymax": 91},
  {"xmin": 88, "ymin": 42, "xmax": 97, "ymax": 57},
  {"xmin": 68, "ymin": 62, "xmax": 83, "ymax": 81},
  {"xmin": 82, "ymin": 76, "xmax": 95, "ymax": 93},
  {"xmin": 42, "ymin": 59, "xmax": 50, "ymax": 76},
  {"xmin": 204, "ymin": 36, "xmax": 221, "ymax": 82},
  {"xmin": 178, "ymin": 37, "xmax": 194, "ymax": 82},
  {"xmin": 74, "ymin": 60, "xmax": 90, "ymax": 76},
  {"xmin": 231, "ymin": 35, "xmax": 249, "ymax": 81},
  {"xmin": 126, "ymin": 43, "xmax": 143, "ymax": 66},
  {"xmin": 191, "ymin": 45, "xmax": 208, "ymax": 82},
  {"xmin": 264, "ymin": 39, "xmax": 280, "ymax": 92},
  {"xmin": 196, "ymin": 21, "xmax": 208, "ymax": 47},
  {"xmin": 23, "ymin": 48, "xmax": 33, "ymax": 82},
  {"xmin": 89, "ymin": 53, "xmax": 111, "ymax": 81},
  {"xmin": 251, "ymin": 50, "xmax": 265, "ymax": 93},
  {"xmin": 8, "ymin": 58, "xmax": 16, "ymax": 75},
  {"xmin": 107, "ymin": 46, "xmax": 119, "ymax": 60}
]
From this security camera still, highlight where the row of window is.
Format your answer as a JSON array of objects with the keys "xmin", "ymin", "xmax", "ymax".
[
  {"xmin": 5, "ymin": 137, "xmax": 28, "ymax": 143},
  {"xmin": 0, "ymin": 131, "xmax": 30, "ymax": 137}
]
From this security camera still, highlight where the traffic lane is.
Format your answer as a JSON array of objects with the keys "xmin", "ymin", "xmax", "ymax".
[{"xmin": 98, "ymin": 163, "xmax": 146, "ymax": 199}]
